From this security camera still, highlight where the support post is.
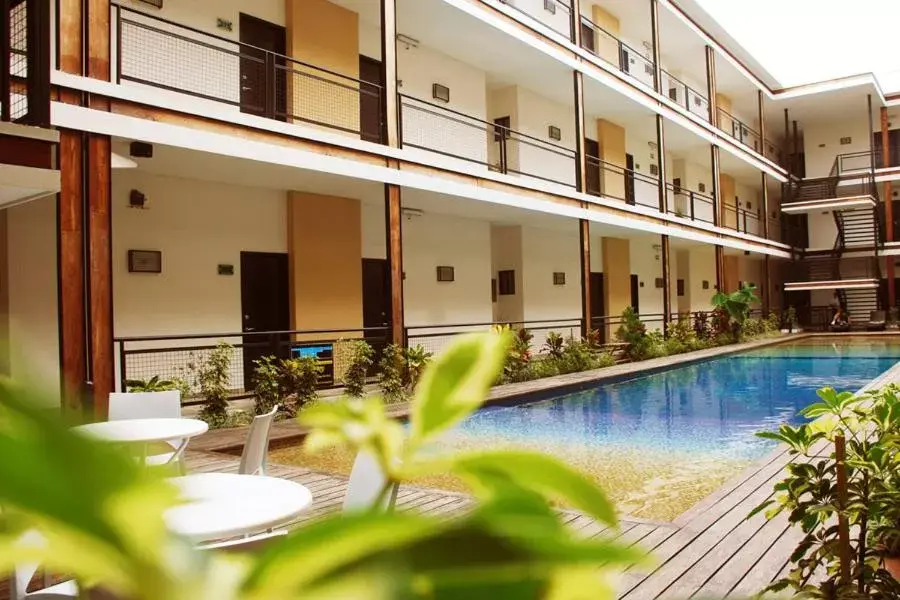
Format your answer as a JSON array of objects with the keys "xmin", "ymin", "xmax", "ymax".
[
  {"xmin": 650, "ymin": 0, "xmax": 662, "ymax": 94},
  {"xmin": 25, "ymin": 0, "xmax": 51, "ymax": 126},
  {"xmin": 710, "ymin": 145, "xmax": 721, "ymax": 227},
  {"xmin": 762, "ymin": 255, "xmax": 771, "ymax": 315},
  {"xmin": 882, "ymin": 107, "xmax": 894, "ymax": 309},
  {"xmin": 792, "ymin": 120, "xmax": 800, "ymax": 174},
  {"xmin": 87, "ymin": 134, "xmax": 113, "ymax": 419},
  {"xmin": 579, "ymin": 220, "xmax": 592, "ymax": 337},
  {"xmin": 656, "ymin": 115, "xmax": 668, "ymax": 213},
  {"xmin": 570, "ymin": 0, "xmax": 582, "ymax": 46},
  {"xmin": 867, "ymin": 94, "xmax": 875, "ymax": 172},
  {"xmin": 761, "ymin": 172, "xmax": 770, "ymax": 240},
  {"xmin": 705, "ymin": 46, "xmax": 718, "ymax": 125},
  {"xmin": 661, "ymin": 235, "xmax": 671, "ymax": 333},
  {"xmin": 573, "ymin": 71, "xmax": 587, "ymax": 196},
  {"xmin": 715, "ymin": 245, "xmax": 725, "ymax": 292},
  {"xmin": 757, "ymin": 89, "xmax": 766, "ymax": 161},
  {"xmin": 385, "ymin": 185, "xmax": 405, "ymax": 346},
  {"xmin": 380, "ymin": 0, "xmax": 399, "ymax": 148}
]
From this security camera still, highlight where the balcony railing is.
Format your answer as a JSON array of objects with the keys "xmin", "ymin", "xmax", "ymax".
[
  {"xmin": 664, "ymin": 183, "xmax": 715, "ymax": 225},
  {"xmin": 787, "ymin": 256, "xmax": 880, "ymax": 283},
  {"xmin": 399, "ymin": 94, "xmax": 577, "ymax": 188},
  {"xmin": 497, "ymin": 0, "xmax": 574, "ymax": 39},
  {"xmin": 2, "ymin": 0, "xmax": 49, "ymax": 125},
  {"xmin": 114, "ymin": 5, "xmax": 383, "ymax": 141},
  {"xmin": 660, "ymin": 69, "xmax": 710, "ymax": 121},
  {"xmin": 579, "ymin": 15, "xmax": 655, "ymax": 89},
  {"xmin": 721, "ymin": 203, "xmax": 762, "ymax": 236},
  {"xmin": 407, "ymin": 318, "xmax": 583, "ymax": 357},
  {"xmin": 585, "ymin": 154, "xmax": 659, "ymax": 209},
  {"xmin": 716, "ymin": 107, "xmax": 762, "ymax": 153}
]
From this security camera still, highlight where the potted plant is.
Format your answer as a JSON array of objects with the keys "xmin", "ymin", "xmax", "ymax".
[{"xmin": 781, "ymin": 306, "xmax": 798, "ymax": 334}]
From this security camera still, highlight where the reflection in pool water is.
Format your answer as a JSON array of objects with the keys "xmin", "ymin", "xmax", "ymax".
[{"xmin": 271, "ymin": 337, "xmax": 900, "ymax": 521}]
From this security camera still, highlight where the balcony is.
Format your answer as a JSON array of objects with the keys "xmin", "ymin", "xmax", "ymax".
[
  {"xmin": 114, "ymin": 5, "xmax": 384, "ymax": 143},
  {"xmin": 784, "ymin": 256, "xmax": 881, "ymax": 291},
  {"xmin": 579, "ymin": 13, "xmax": 655, "ymax": 89},
  {"xmin": 498, "ymin": 0, "xmax": 574, "ymax": 39},
  {"xmin": 781, "ymin": 152, "xmax": 879, "ymax": 214},
  {"xmin": 660, "ymin": 69, "xmax": 710, "ymax": 121}
]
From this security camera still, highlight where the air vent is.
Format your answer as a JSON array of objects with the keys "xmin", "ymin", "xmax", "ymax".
[
  {"xmin": 693, "ymin": 96, "xmax": 702, "ymax": 107},
  {"xmin": 544, "ymin": 0, "xmax": 556, "ymax": 13},
  {"xmin": 644, "ymin": 63, "xmax": 654, "ymax": 76}
]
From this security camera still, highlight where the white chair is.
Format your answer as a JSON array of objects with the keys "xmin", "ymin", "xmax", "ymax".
[
  {"xmin": 197, "ymin": 530, "xmax": 288, "ymax": 553},
  {"xmin": 343, "ymin": 451, "xmax": 399, "ymax": 512},
  {"xmin": 239, "ymin": 405, "xmax": 279, "ymax": 476},
  {"xmin": 11, "ymin": 531, "xmax": 78, "ymax": 600},
  {"xmin": 108, "ymin": 391, "xmax": 187, "ymax": 470}
]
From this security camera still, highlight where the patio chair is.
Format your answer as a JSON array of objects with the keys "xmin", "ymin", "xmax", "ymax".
[
  {"xmin": 343, "ymin": 450, "xmax": 399, "ymax": 513},
  {"xmin": 239, "ymin": 405, "xmax": 279, "ymax": 476},
  {"xmin": 108, "ymin": 391, "xmax": 187, "ymax": 470},
  {"xmin": 868, "ymin": 310, "xmax": 887, "ymax": 331},
  {"xmin": 11, "ymin": 531, "xmax": 78, "ymax": 600},
  {"xmin": 197, "ymin": 530, "xmax": 288, "ymax": 553}
]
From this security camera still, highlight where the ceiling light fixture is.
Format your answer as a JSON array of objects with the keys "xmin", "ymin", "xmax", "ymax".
[
  {"xmin": 396, "ymin": 34, "xmax": 419, "ymax": 50},
  {"xmin": 112, "ymin": 152, "xmax": 138, "ymax": 169}
]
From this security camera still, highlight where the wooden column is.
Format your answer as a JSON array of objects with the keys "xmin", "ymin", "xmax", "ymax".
[
  {"xmin": 579, "ymin": 220, "xmax": 592, "ymax": 336},
  {"xmin": 761, "ymin": 172, "xmax": 770, "ymax": 240},
  {"xmin": 384, "ymin": 185, "xmax": 404, "ymax": 346},
  {"xmin": 710, "ymin": 146, "xmax": 722, "ymax": 227},
  {"xmin": 715, "ymin": 245, "xmax": 725, "ymax": 292},
  {"xmin": 705, "ymin": 46, "xmax": 718, "ymax": 126},
  {"xmin": 650, "ymin": 0, "xmax": 662, "ymax": 94},
  {"xmin": 656, "ymin": 115, "xmax": 668, "ymax": 213},
  {"xmin": 882, "ymin": 107, "xmax": 895, "ymax": 309},
  {"xmin": 58, "ymin": 130, "xmax": 86, "ymax": 417},
  {"xmin": 762, "ymin": 255, "xmax": 771, "ymax": 314},
  {"xmin": 380, "ymin": 0, "xmax": 398, "ymax": 148},
  {"xmin": 661, "ymin": 235, "xmax": 671, "ymax": 332},
  {"xmin": 87, "ymin": 135, "xmax": 113, "ymax": 418}
]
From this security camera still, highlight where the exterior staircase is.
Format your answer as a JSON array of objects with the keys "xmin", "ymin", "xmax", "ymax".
[{"xmin": 839, "ymin": 287, "xmax": 881, "ymax": 325}]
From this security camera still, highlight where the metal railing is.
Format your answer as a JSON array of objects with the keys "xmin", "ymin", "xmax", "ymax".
[
  {"xmin": 115, "ymin": 327, "xmax": 391, "ymax": 404},
  {"xmin": 579, "ymin": 15, "xmax": 655, "ymax": 88},
  {"xmin": 406, "ymin": 318, "xmax": 584, "ymax": 357},
  {"xmin": 585, "ymin": 154, "xmax": 659, "ymax": 208},
  {"xmin": 2, "ymin": 0, "xmax": 49, "ymax": 125},
  {"xmin": 836, "ymin": 151, "xmax": 876, "ymax": 175},
  {"xmin": 786, "ymin": 256, "xmax": 881, "ymax": 283},
  {"xmin": 114, "ymin": 5, "xmax": 383, "ymax": 141},
  {"xmin": 660, "ymin": 69, "xmax": 710, "ymax": 121},
  {"xmin": 664, "ymin": 182, "xmax": 716, "ymax": 224},
  {"xmin": 399, "ymin": 94, "xmax": 577, "ymax": 188},
  {"xmin": 497, "ymin": 0, "xmax": 574, "ymax": 39},
  {"xmin": 721, "ymin": 203, "xmax": 762, "ymax": 236},
  {"xmin": 716, "ymin": 107, "xmax": 762, "ymax": 154},
  {"xmin": 784, "ymin": 151, "xmax": 880, "ymax": 204}
]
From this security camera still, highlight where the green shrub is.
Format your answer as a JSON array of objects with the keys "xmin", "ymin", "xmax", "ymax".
[
  {"xmin": 529, "ymin": 357, "xmax": 560, "ymax": 379},
  {"xmin": 693, "ymin": 311, "xmax": 712, "ymax": 341},
  {"xmin": 280, "ymin": 356, "xmax": 322, "ymax": 415},
  {"xmin": 191, "ymin": 341, "xmax": 233, "ymax": 428},
  {"xmin": 764, "ymin": 311, "xmax": 781, "ymax": 333},
  {"xmin": 543, "ymin": 331, "xmax": 565, "ymax": 360},
  {"xmin": 125, "ymin": 375, "xmax": 179, "ymax": 393},
  {"xmin": 741, "ymin": 317, "xmax": 765, "ymax": 338},
  {"xmin": 404, "ymin": 345, "xmax": 432, "ymax": 390},
  {"xmin": 615, "ymin": 306, "xmax": 648, "ymax": 361},
  {"xmin": 559, "ymin": 337, "xmax": 595, "ymax": 374},
  {"xmin": 644, "ymin": 330, "xmax": 668, "ymax": 359},
  {"xmin": 252, "ymin": 355, "xmax": 282, "ymax": 415},
  {"xmin": 343, "ymin": 340, "xmax": 374, "ymax": 398},
  {"xmin": 377, "ymin": 343, "xmax": 433, "ymax": 402}
]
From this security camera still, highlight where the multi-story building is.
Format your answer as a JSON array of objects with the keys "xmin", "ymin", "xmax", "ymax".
[{"xmin": 2, "ymin": 0, "xmax": 897, "ymax": 417}]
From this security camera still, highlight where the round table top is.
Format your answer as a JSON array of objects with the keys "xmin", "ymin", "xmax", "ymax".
[
  {"xmin": 74, "ymin": 418, "xmax": 209, "ymax": 444},
  {"xmin": 166, "ymin": 473, "xmax": 314, "ymax": 542}
]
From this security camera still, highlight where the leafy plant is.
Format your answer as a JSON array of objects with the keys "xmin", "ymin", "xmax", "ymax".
[
  {"xmin": 740, "ymin": 317, "xmax": 765, "ymax": 338},
  {"xmin": 785, "ymin": 306, "xmax": 799, "ymax": 332},
  {"xmin": 0, "ymin": 332, "xmax": 648, "ymax": 600},
  {"xmin": 765, "ymin": 311, "xmax": 782, "ymax": 334},
  {"xmin": 378, "ymin": 343, "xmax": 408, "ymax": 403},
  {"xmin": 189, "ymin": 341, "xmax": 233, "ymax": 428},
  {"xmin": 751, "ymin": 386, "xmax": 900, "ymax": 599},
  {"xmin": 252, "ymin": 355, "xmax": 282, "ymax": 415},
  {"xmin": 403, "ymin": 344, "xmax": 432, "ymax": 391},
  {"xmin": 559, "ymin": 336, "xmax": 595, "ymax": 374},
  {"xmin": 343, "ymin": 340, "xmax": 374, "ymax": 398},
  {"xmin": 495, "ymin": 325, "xmax": 533, "ymax": 383},
  {"xmin": 616, "ymin": 306, "xmax": 648, "ymax": 361},
  {"xmin": 125, "ymin": 375, "xmax": 183, "ymax": 393},
  {"xmin": 279, "ymin": 357, "xmax": 322, "ymax": 416},
  {"xmin": 711, "ymin": 306, "xmax": 731, "ymax": 339},
  {"xmin": 693, "ymin": 311, "xmax": 712, "ymax": 341},
  {"xmin": 544, "ymin": 331, "xmax": 565, "ymax": 360},
  {"xmin": 711, "ymin": 284, "xmax": 760, "ymax": 340}
]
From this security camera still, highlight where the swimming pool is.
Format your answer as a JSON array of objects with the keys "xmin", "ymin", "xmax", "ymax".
[{"xmin": 271, "ymin": 336, "xmax": 900, "ymax": 521}]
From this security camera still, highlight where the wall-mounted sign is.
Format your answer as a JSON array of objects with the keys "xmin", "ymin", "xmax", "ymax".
[
  {"xmin": 218, "ymin": 264, "xmax": 234, "ymax": 276},
  {"xmin": 840, "ymin": 137, "xmax": 852, "ymax": 145},
  {"xmin": 436, "ymin": 265, "xmax": 455, "ymax": 282},
  {"xmin": 552, "ymin": 272, "xmax": 566, "ymax": 285},
  {"xmin": 128, "ymin": 250, "xmax": 162, "ymax": 274},
  {"xmin": 216, "ymin": 17, "xmax": 233, "ymax": 32}
]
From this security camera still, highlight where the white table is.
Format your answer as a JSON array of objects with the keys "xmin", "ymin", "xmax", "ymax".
[
  {"xmin": 165, "ymin": 473, "xmax": 314, "ymax": 542},
  {"xmin": 73, "ymin": 418, "xmax": 209, "ymax": 466}
]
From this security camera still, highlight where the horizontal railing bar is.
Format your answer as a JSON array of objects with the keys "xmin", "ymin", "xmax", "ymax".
[{"xmin": 115, "ymin": 327, "xmax": 390, "ymax": 343}]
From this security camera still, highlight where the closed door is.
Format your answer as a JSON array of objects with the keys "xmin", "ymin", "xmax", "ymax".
[
  {"xmin": 239, "ymin": 14, "xmax": 287, "ymax": 119},
  {"xmin": 359, "ymin": 56, "xmax": 383, "ymax": 143},
  {"xmin": 590, "ymin": 272, "xmax": 605, "ymax": 342},
  {"xmin": 630, "ymin": 274, "xmax": 640, "ymax": 313},
  {"xmin": 625, "ymin": 154, "xmax": 636, "ymax": 205},
  {"xmin": 240, "ymin": 252, "xmax": 290, "ymax": 385},
  {"xmin": 362, "ymin": 258, "xmax": 391, "ymax": 335}
]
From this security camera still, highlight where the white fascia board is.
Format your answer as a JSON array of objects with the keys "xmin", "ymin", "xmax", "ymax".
[
  {"xmin": 784, "ymin": 280, "xmax": 879, "ymax": 291},
  {"xmin": 51, "ymin": 102, "xmax": 791, "ymax": 259}
]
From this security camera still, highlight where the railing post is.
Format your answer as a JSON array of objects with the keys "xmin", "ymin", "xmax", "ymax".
[
  {"xmin": 264, "ymin": 51, "xmax": 275, "ymax": 119},
  {"xmin": 118, "ymin": 340, "xmax": 127, "ymax": 393},
  {"xmin": 690, "ymin": 191, "xmax": 695, "ymax": 220}
]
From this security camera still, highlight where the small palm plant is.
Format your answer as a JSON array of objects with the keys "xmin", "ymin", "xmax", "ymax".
[{"xmin": 711, "ymin": 283, "xmax": 759, "ymax": 340}]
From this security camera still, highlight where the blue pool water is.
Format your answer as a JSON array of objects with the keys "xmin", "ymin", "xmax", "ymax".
[{"xmin": 437, "ymin": 337, "xmax": 900, "ymax": 519}]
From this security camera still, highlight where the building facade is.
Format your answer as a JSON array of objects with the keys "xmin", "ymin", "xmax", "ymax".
[{"xmin": 2, "ymin": 0, "xmax": 898, "ymax": 417}]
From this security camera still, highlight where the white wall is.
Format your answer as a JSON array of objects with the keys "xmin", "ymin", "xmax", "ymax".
[
  {"xmin": 688, "ymin": 246, "xmax": 716, "ymax": 312},
  {"xmin": 735, "ymin": 179, "xmax": 762, "ymax": 236},
  {"xmin": 520, "ymin": 226, "xmax": 582, "ymax": 346},
  {"xmin": 361, "ymin": 201, "xmax": 386, "ymax": 259},
  {"xmin": 398, "ymin": 43, "xmax": 489, "ymax": 173},
  {"xmin": 112, "ymin": 170, "xmax": 287, "ymax": 338},
  {"xmin": 808, "ymin": 210, "xmax": 837, "ymax": 250},
  {"xmin": 402, "ymin": 212, "xmax": 493, "ymax": 329},
  {"xmin": 514, "ymin": 87, "xmax": 577, "ymax": 188},
  {"xmin": 503, "ymin": 0, "xmax": 571, "ymax": 36},
  {"xmin": 629, "ymin": 237, "xmax": 664, "ymax": 322},
  {"xmin": 803, "ymin": 117, "xmax": 872, "ymax": 178},
  {"xmin": 5, "ymin": 197, "xmax": 60, "ymax": 400},
  {"xmin": 626, "ymin": 128, "xmax": 670, "ymax": 209}
]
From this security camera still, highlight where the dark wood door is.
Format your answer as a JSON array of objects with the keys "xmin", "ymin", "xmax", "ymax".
[
  {"xmin": 590, "ymin": 272, "xmax": 605, "ymax": 342},
  {"xmin": 362, "ymin": 258, "xmax": 391, "ymax": 337},
  {"xmin": 240, "ymin": 252, "xmax": 290, "ymax": 385},
  {"xmin": 239, "ymin": 14, "xmax": 287, "ymax": 119},
  {"xmin": 630, "ymin": 274, "xmax": 640, "ymax": 313},
  {"xmin": 584, "ymin": 138, "xmax": 600, "ymax": 195},
  {"xmin": 580, "ymin": 22, "xmax": 595, "ymax": 53},
  {"xmin": 359, "ymin": 55, "xmax": 383, "ymax": 143},
  {"xmin": 625, "ymin": 153, "xmax": 636, "ymax": 205}
]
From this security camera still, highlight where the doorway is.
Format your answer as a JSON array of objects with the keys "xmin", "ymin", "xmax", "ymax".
[
  {"xmin": 630, "ymin": 274, "xmax": 640, "ymax": 313},
  {"xmin": 362, "ymin": 258, "xmax": 391, "ymax": 369},
  {"xmin": 240, "ymin": 252, "xmax": 290, "ymax": 386},
  {"xmin": 239, "ymin": 14, "xmax": 287, "ymax": 119},
  {"xmin": 624, "ymin": 153, "xmax": 636, "ymax": 205},
  {"xmin": 590, "ymin": 272, "xmax": 605, "ymax": 342},
  {"xmin": 359, "ymin": 55, "xmax": 383, "ymax": 143}
]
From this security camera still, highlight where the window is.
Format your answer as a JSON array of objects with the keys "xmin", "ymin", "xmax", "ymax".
[
  {"xmin": 494, "ymin": 116, "xmax": 511, "ymax": 142},
  {"xmin": 498, "ymin": 270, "xmax": 516, "ymax": 295},
  {"xmin": 677, "ymin": 279, "xmax": 685, "ymax": 297}
]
